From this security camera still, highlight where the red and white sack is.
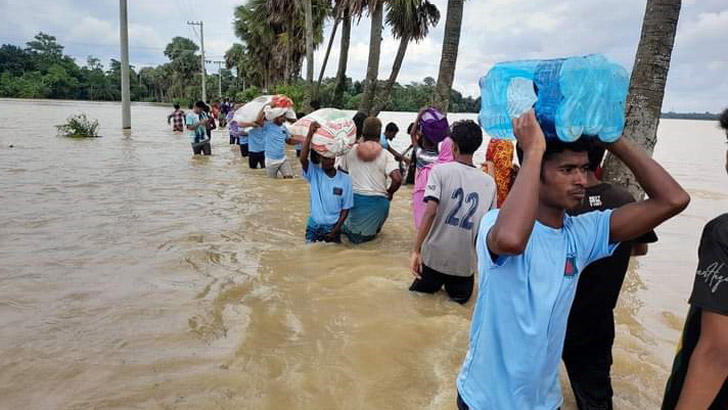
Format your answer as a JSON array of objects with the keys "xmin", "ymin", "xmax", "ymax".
[{"xmin": 290, "ymin": 108, "xmax": 356, "ymax": 158}]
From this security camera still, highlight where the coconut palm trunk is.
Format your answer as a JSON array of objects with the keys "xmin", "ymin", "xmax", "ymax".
[
  {"xmin": 602, "ymin": 0, "xmax": 682, "ymax": 200},
  {"xmin": 315, "ymin": 17, "xmax": 340, "ymax": 99},
  {"xmin": 433, "ymin": 0, "xmax": 464, "ymax": 114},
  {"xmin": 372, "ymin": 34, "xmax": 409, "ymax": 116},
  {"xmin": 358, "ymin": 1, "xmax": 384, "ymax": 115},
  {"xmin": 304, "ymin": 0, "xmax": 315, "ymax": 87},
  {"xmin": 333, "ymin": 8, "xmax": 352, "ymax": 108}
]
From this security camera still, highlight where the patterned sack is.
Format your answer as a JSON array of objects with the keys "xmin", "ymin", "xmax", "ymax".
[{"xmin": 289, "ymin": 108, "xmax": 357, "ymax": 158}]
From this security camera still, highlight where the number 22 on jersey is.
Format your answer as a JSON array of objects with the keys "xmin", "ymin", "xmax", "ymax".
[{"xmin": 445, "ymin": 188, "xmax": 480, "ymax": 230}]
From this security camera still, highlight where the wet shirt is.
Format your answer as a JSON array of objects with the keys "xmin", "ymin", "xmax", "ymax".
[
  {"xmin": 247, "ymin": 127, "xmax": 266, "ymax": 153},
  {"xmin": 662, "ymin": 214, "xmax": 728, "ymax": 410},
  {"xmin": 338, "ymin": 147, "xmax": 398, "ymax": 197},
  {"xmin": 171, "ymin": 110, "xmax": 185, "ymax": 131},
  {"xmin": 567, "ymin": 183, "xmax": 658, "ymax": 315},
  {"xmin": 303, "ymin": 164, "xmax": 354, "ymax": 226},
  {"xmin": 185, "ymin": 111, "xmax": 206, "ymax": 143},
  {"xmin": 263, "ymin": 121, "xmax": 289, "ymax": 160},
  {"xmin": 379, "ymin": 134, "xmax": 389, "ymax": 149},
  {"xmin": 458, "ymin": 209, "xmax": 617, "ymax": 410},
  {"xmin": 421, "ymin": 162, "xmax": 497, "ymax": 277}
]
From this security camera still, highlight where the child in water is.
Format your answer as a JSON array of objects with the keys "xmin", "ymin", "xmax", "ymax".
[{"xmin": 299, "ymin": 122, "xmax": 353, "ymax": 243}]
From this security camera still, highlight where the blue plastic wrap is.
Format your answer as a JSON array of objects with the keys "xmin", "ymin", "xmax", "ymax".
[{"xmin": 479, "ymin": 54, "xmax": 629, "ymax": 142}]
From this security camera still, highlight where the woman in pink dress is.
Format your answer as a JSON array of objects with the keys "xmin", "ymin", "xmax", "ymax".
[{"xmin": 412, "ymin": 107, "xmax": 452, "ymax": 229}]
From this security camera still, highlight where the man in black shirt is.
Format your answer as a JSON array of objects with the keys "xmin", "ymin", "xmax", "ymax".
[
  {"xmin": 662, "ymin": 109, "xmax": 728, "ymax": 410},
  {"xmin": 563, "ymin": 144, "xmax": 658, "ymax": 410}
]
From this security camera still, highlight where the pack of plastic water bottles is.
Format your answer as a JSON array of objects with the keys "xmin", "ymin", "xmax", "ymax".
[{"xmin": 479, "ymin": 54, "xmax": 629, "ymax": 142}]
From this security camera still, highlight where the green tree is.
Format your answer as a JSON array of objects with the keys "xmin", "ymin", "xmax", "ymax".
[{"xmin": 0, "ymin": 45, "xmax": 32, "ymax": 76}]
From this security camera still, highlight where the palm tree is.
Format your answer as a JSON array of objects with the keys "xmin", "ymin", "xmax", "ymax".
[
  {"xmin": 333, "ymin": 0, "xmax": 368, "ymax": 108},
  {"xmin": 371, "ymin": 0, "xmax": 439, "ymax": 116},
  {"xmin": 315, "ymin": 2, "xmax": 342, "ymax": 99},
  {"xmin": 224, "ymin": 43, "xmax": 247, "ymax": 90},
  {"xmin": 602, "ymin": 0, "xmax": 682, "ymax": 199},
  {"xmin": 234, "ymin": 0, "xmax": 328, "ymax": 90},
  {"xmin": 433, "ymin": 0, "xmax": 464, "ymax": 114},
  {"xmin": 358, "ymin": 0, "xmax": 386, "ymax": 115},
  {"xmin": 304, "ymin": 0, "xmax": 315, "ymax": 88},
  {"xmin": 333, "ymin": 4, "xmax": 352, "ymax": 107},
  {"xmin": 234, "ymin": 1, "xmax": 277, "ymax": 89}
]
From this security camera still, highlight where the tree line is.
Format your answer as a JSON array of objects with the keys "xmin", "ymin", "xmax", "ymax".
[{"xmin": 0, "ymin": 26, "xmax": 477, "ymax": 113}]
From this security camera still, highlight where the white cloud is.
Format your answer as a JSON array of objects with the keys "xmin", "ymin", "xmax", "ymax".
[{"xmin": 69, "ymin": 16, "xmax": 116, "ymax": 45}]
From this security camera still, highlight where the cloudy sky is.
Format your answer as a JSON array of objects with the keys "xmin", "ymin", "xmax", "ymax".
[{"xmin": 1, "ymin": 0, "xmax": 725, "ymax": 112}]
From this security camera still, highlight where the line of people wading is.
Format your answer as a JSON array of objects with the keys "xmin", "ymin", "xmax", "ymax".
[{"xmin": 168, "ymin": 100, "xmax": 728, "ymax": 410}]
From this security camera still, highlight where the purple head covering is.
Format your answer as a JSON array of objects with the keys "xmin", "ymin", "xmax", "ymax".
[{"xmin": 419, "ymin": 107, "xmax": 449, "ymax": 144}]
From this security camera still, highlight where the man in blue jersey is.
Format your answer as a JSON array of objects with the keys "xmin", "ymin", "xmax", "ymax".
[
  {"xmin": 456, "ymin": 111, "xmax": 690, "ymax": 410},
  {"xmin": 299, "ymin": 121, "xmax": 353, "ymax": 242}
]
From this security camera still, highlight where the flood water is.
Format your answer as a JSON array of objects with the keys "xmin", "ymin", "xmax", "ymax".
[{"xmin": 0, "ymin": 98, "xmax": 726, "ymax": 410}]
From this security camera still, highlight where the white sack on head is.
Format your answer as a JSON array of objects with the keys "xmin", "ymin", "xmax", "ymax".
[
  {"xmin": 233, "ymin": 95, "xmax": 272, "ymax": 124},
  {"xmin": 285, "ymin": 108, "xmax": 297, "ymax": 120},
  {"xmin": 264, "ymin": 106, "xmax": 288, "ymax": 121}
]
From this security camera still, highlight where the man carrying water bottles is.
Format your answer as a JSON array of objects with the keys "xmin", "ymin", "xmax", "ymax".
[{"xmin": 456, "ymin": 111, "xmax": 690, "ymax": 410}]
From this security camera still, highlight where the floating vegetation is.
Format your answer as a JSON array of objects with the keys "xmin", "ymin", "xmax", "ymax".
[{"xmin": 56, "ymin": 114, "xmax": 100, "ymax": 138}]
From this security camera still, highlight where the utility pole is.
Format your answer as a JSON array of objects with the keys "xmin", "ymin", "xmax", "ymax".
[
  {"xmin": 119, "ymin": 0, "xmax": 131, "ymax": 129},
  {"xmin": 187, "ymin": 20, "xmax": 206, "ymax": 102},
  {"xmin": 209, "ymin": 60, "xmax": 224, "ymax": 99}
]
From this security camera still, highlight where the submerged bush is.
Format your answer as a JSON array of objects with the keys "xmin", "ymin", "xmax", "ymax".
[{"xmin": 56, "ymin": 113, "xmax": 100, "ymax": 137}]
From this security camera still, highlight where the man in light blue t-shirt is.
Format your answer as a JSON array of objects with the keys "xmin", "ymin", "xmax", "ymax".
[
  {"xmin": 455, "ymin": 111, "xmax": 690, "ymax": 410},
  {"xmin": 380, "ymin": 122, "xmax": 409, "ymax": 164},
  {"xmin": 299, "ymin": 121, "xmax": 353, "ymax": 243}
]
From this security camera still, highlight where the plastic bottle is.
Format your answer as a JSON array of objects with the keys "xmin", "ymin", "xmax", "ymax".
[{"xmin": 478, "ymin": 54, "xmax": 629, "ymax": 142}]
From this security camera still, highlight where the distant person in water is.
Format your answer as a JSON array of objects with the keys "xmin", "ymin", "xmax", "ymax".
[
  {"xmin": 409, "ymin": 120, "xmax": 497, "ymax": 304},
  {"xmin": 412, "ymin": 107, "xmax": 451, "ymax": 229},
  {"xmin": 338, "ymin": 117, "xmax": 402, "ymax": 243},
  {"xmin": 300, "ymin": 121, "xmax": 353, "ymax": 243},
  {"xmin": 167, "ymin": 103, "xmax": 185, "ymax": 132},
  {"xmin": 220, "ymin": 100, "xmax": 230, "ymax": 128},
  {"xmin": 211, "ymin": 103, "xmax": 221, "ymax": 128},
  {"xmin": 186, "ymin": 101, "xmax": 211, "ymax": 156},
  {"xmin": 252, "ymin": 105, "xmax": 297, "ymax": 178},
  {"xmin": 242, "ymin": 109, "xmax": 266, "ymax": 169},
  {"xmin": 203, "ymin": 104, "xmax": 216, "ymax": 140},
  {"xmin": 227, "ymin": 106, "xmax": 238, "ymax": 145},
  {"xmin": 352, "ymin": 111, "xmax": 368, "ymax": 141},
  {"xmin": 380, "ymin": 122, "xmax": 410, "ymax": 164},
  {"xmin": 228, "ymin": 105, "xmax": 249, "ymax": 158},
  {"xmin": 661, "ymin": 108, "xmax": 728, "ymax": 410}
]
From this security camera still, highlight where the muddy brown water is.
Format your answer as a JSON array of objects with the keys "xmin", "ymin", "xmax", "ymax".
[{"xmin": 0, "ymin": 99, "xmax": 726, "ymax": 409}]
